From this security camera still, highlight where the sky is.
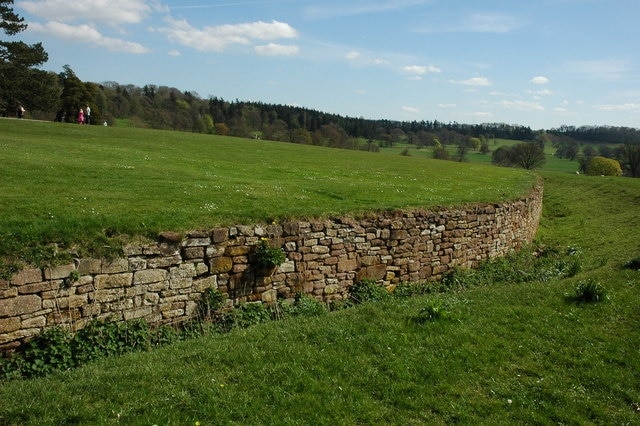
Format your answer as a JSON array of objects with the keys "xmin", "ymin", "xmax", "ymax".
[{"xmin": 12, "ymin": 0, "xmax": 640, "ymax": 130}]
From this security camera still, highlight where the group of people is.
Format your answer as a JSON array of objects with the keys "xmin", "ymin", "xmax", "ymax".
[
  {"xmin": 78, "ymin": 105, "xmax": 91, "ymax": 124},
  {"xmin": 16, "ymin": 102, "xmax": 93, "ymax": 125}
]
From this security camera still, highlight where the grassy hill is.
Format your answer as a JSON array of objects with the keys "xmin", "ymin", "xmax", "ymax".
[
  {"xmin": 0, "ymin": 166, "xmax": 638, "ymax": 423},
  {"xmin": 0, "ymin": 119, "xmax": 536, "ymax": 272},
  {"xmin": 1, "ymin": 119, "xmax": 638, "ymax": 423}
]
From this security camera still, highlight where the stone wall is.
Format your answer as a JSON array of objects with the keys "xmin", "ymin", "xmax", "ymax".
[{"xmin": 0, "ymin": 183, "xmax": 543, "ymax": 353}]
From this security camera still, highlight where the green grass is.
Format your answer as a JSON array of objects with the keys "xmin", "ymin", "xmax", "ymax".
[
  {"xmin": 1, "ymin": 121, "xmax": 639, "ymax": 424},
  {"xmin": 384, "ymin": 138, "xmax": 580, "ymax": 174},
  {"xmin": 0, "ymin": 119, "xmax": 535, "ymax": 266}
]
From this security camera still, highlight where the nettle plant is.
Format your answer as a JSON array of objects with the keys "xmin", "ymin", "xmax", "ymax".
[{"xmin": 255, "ymin": 237, "xmax": 286, "ymax": 268}]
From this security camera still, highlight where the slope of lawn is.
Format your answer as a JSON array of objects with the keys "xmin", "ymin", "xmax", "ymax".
[
  {"xmin": 0, "ymin": 119, "xmax": 536, "ymax": 267},
  {"xmin": 0, "ymin": 120, "xmax": 639, "ymax": 424}
]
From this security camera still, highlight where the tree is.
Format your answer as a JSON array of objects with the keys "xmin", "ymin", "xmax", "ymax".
[
  {"xmin": 615, "ymin": 143, "xmax": 640, "ymax": 177},
  {"xmin": 587, "ymin": 156, "xmax": 622, "ymax": 176},
  {"xmin": 59, "ymin": 65, "xmax": 91, "ymax": 122},
  {"xmin": 512, "ymin": 142, "xmax": 546, "ymax": 170},
  {"xmin": 492, "ymin": 142, "xmax": 546, "ymax": 170},
  {"xmin": 0, "ymin": 0, "xmax": 52, "ymax": 115}
]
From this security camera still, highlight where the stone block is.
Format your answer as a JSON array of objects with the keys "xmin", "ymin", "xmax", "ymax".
[
  {"xmin": 170, "ymin": 263, "xmax": 196, "ymax": 279},
  {"xmin": 123, "ymin": 307, "xmax": 152, "ymax": 321},
  {"xmin": 0, "ymin": 295, "xmax": 41, "ymax": 317},
  {"xmin": 147, "ymin": 255, "xmax": 182, "ymax": 269},
  {"xmin": 95, "ymin": 273, "xmax": 133, "ymax": 289},
  {"xmin": 44, "ymin": 264, "xmax": 75, "ymax": 280},
  {"xmin": 133, "ymin": 269, "xmax": 168, "ymax": 285},
  {"xmin": 0, "ymin": 317, "xmax": 21, "ymax": 333},
  {"xmin": 183, "ymin": 246, "xmax": 204, "ymax": 260},
  {"xmin": 17, "ymin": 280, "xmax": 59, "ymax": 295},
  {"xmin": 10, "ymin": 267, "xmax": 43, "ymax": 285},
  {"xmin": 337, "ymin": 259, "xmax": 357, "ymax": 273},
  {"xmin": 212, "ymin": 228, "xmax": 229, "ymax": 243},
  {"xmin": 77, "ymin": 258, "xmax": 102, "ymax": 275},
  {"xmin": 101, "ymin": 258, "xmax": 129, "ymax": 274},
  {"xmin": 261, "ymin": 289, "xmax": 278, "ymax": 303},
  {"xmin": 209, "ymin": 257, "xmax": 233, "ymax": 274}
]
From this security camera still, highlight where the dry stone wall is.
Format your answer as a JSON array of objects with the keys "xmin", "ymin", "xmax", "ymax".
[{"xmin": 0, "ymin": 183, "xmax": 543, "ymax": 353}]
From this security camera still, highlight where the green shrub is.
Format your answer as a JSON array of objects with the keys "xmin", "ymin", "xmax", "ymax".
[
  {"xmin": 587, "ymin": 156, "xmax": 622, "ymax": 176},
  {"xmin": 567, "ymin": 279, "xmax": 608, "ymax": 303},
  {"xmin": 197, "ymin": 287, "xmax": 226, "ymax": 320},
  {"xmin": 348, "ymin": 279, "xmax": 391, "ymax": 304},
  {"xmin": 255, "ymin": 238, "xmax": 286, "ymax": 268},
  {"xmin": 279, "ymin": 294, "xmax": 327, "ymax": 317},
  {"xmin": 16, "ymin": 327, "xmax": 74, "ymax": 377},
  {"xmin": 442, "ymin": 244, "xmax": 582, "ymax": 289},
  {"xmin": 410, "ymin": 299, "xmax": 453, "ymax": 324}
]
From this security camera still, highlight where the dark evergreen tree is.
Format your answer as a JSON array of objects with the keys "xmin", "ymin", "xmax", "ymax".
[{"xmin": 0, "ymin": 0, "xmax": 57, "ymax": 116}]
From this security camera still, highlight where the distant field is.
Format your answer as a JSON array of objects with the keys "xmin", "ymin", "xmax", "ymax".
[
  {"xmin": 382, "ymin": 138, "xmax": 580, "ymax": 174},
  {"xmin": 0, "ymin": 119, "xmax": 536, "ymax": 264}
]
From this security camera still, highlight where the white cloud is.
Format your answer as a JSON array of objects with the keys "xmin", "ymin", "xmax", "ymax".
[
  {"xmin": 168, "ymin": 49, "xmax": 181, "ymax": 57},
  {"xmin": 345, "ymin": 51, "xmax": 361, "ymax": 60},
  {"xmin": 255, "ymin": 43, "xmax": 299, "ymax": 56},
  {"xmin": 20, "ymin": 0, "xmax": 156, "ymax": 26},
  {"xmin": 160, "ymin": 18, "xmax": 298, "ymax": 52},
  {"xmin": 305, "ymin": 0, "xmax": 429, "ymax": 20},
  {"xmin": 415, "ymin": 12, "xmax": 524, "ymax": 34},
  {"xmin": 452, "ymin": 77, "xmax": 491, "ymax": 86},
  {"xmin": 402, "ymin": 65, "xmax": 442, "ymax": 78},
  {"xmin": 373, "ymin": 58, "xmax": 390, "ymax": 65},
  {"xmin": 530, "ymin": 76, "xmax": 549, "ymax": 84},
  {"xmin": 402, "ymin": 106, "xmax": 421, "ymax": 114},
  {"xmin": 463, "ymin": 13, "xmax": 524, "ymax": 34},
  {"xmin": 594, "ymin": 103, "xmax": 640, "ymax": 112},
  {"xmin": 28, "ymin": 21, "xmax": 150, "ymax": 53},
  {"xmin": 564, "ymin": 59, "xmax": 630, "ymax": 80},
  {"xmin": 438, "ymin": 103, "xmax": 456, "ymax": 108},
  {"xmin": 467, "ymin": 111, "xmax": 493, "ymax": 118},
  {"xmin": 527, "ymin": 89, "xmax": 554, "ymax": 96},
  {"xmin": 498, "ymin": 100, "xmax": 545, "ymax": 111}
]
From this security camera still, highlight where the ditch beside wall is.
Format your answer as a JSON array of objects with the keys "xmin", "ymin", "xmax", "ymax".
[{"xmin": 0, "ymin": 183, "xmax": 543, "ymax": 353}]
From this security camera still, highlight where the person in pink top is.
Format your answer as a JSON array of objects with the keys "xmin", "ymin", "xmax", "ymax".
[{"xmin": 78, "ymin": 108, "xmax": 84, "ymax": 124}]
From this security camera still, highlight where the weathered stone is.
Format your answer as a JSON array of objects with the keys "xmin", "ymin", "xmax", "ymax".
[
  {"xmin": 0, "ymin": 295, "xmax": 41, "ymax": 317},
  {"xmin": 77, "ymin": 258, "xmax": 102, "ymax": 275},
  {"xmin": 10, "ymin": 268, "xmax": 43, "ymax": 285},
  {"xmin": 148, "ymin": 254, "xmax": 182, "ymax": 268},
  {"xmin": 95, "ymin": 273, "xmax": 133, "ymax": 289},
  {"xmin": 183, "ymin": 246, "xmax": 204, "ymax": 260},
  {"xmin": 261, "ymin": 289, "xmax": 278, "ymax": 303},
  {"xmin": 124, "ymin": 307, "xmax": 152, "ymax": 320},
  {"xmin": 133, "ymin": 269, "xmax": 168, "ymax": 285},
  {"xmin": 101, "ymin": 258, "xmax": 129, "ymax": 274},
  {"xmin": 0, "ymin": 317, "xmax": 21, "ymax": 333},
  {"xmin": 337, "ymin": 259, "xmax": 357, "ymax": 273},
  {"xmin": 324, "ymin": 284, "xmax": 339, "ymax": 295},
  {"xmin": 44, "ymin": 264, "xmax": 76, "ymax": 280},
  {"xmin": 171, "ymin": 263, "xmax": 197, "ymax": 279},
  {"xmin": 17, "ymin": 280, "xmax": 59, "ymax": 295},
  {"xmin": 355, "ymin": 264, "xmax": 387, "ymax": 283},
  {"xmin": 210, "ymin": 257, "xmax": 233, "ymax": 274}
]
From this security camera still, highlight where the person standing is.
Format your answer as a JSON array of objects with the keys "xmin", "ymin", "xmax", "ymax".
[
  {"xmin": 85, "ymin": 104, "xmax": 91, "ymax": 124},
  {"xmin": 16, "ymin": 103, "xmax": 25, "ymax": 119},
  {"xmin": 78, "ymin": 108, "xmax": 84, "ymax": 124}
]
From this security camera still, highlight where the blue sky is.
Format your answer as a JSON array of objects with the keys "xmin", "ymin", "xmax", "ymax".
[{"xmin": 14, "ymin": 0, "xmax": 640, "ymax": 130}]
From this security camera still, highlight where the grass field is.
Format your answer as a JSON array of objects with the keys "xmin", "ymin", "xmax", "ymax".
[
  {"xmin": 382, "ymin": 138, "xmax": 581, "ymax": 174},
  {"xmin": 0, "ymin": 170, "xmax": 638, "ymax": 424},
  {"xmin": 0, "ymin": 119, "xmax": 536, "ymax": 268},
  {"xmin": 1, "ymin": 120, "xmax": 639, "ymax": 424}
]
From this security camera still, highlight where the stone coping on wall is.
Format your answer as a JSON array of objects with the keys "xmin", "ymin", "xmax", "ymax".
[{"xmin": 0, "ymin": 182, "xmax": 543, "ymax": 353}]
